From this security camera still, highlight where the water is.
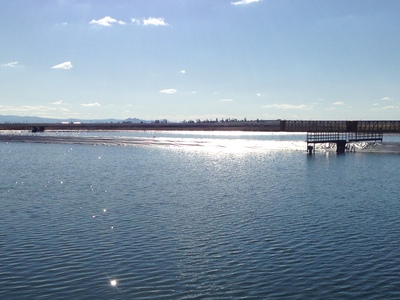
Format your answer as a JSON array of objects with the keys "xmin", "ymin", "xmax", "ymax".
[{"xmin": 1, "ymin": 132, "xmax": 400, "ymax": 299}]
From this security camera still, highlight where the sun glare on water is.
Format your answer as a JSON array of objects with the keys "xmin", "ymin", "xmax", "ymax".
[{"xmin": 110, "ymin": 279, "xmax": 117, "ymax": 287}]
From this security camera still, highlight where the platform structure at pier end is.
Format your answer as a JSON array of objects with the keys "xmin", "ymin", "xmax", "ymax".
[
  {"xmin": 306, "ymin": 131, "xmax": 383, "ymax": 154},
  {"xmin": 279, "ymin": 120, "xmax": 389, "ymax": 154}
]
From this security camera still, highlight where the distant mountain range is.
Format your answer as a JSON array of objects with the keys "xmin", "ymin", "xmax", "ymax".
[{"xmin": 0, "ymin": 115, "xmax": 147, "ymax": 124}]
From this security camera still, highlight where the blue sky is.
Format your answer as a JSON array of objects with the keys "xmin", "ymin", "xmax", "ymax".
[{"xmin": 1, "ymin": 0, "xmax": 400, "ymax": 121}]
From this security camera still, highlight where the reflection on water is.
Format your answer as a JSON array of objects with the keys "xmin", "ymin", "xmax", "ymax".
[
  {"xmin": 0, "ymin": 130, "xmax": 308, "ymax": 153},
  {"xmin": 2, "ymin": 130, "xmax": 400, "ymax": 154}
]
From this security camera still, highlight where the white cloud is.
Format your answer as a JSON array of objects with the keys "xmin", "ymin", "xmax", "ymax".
[
  {"xmin": 143, "ymin": 17, "xmax": 168, "ymax": 26},
  {"xmin": 382, "ymin": 105, "xmax": 397, "ymax": 110},
  {"xmin": 0, "ymin": 105, "xmax": 70, "ymax": 115},
  {"xmin": 180, "ymin": 70, "xmax": 186, "ymax": 74},
  {"xmin": 90, "ymin": 16, "xmax": 126, "ymax": 27},
  {"xmin": 51, "ymin": 61, "xmax": 73, "ymax": 70},
  {"xmin": 81, "ymin": 102, "xmax": 101, "ymax": 107},
  {"xmin": 371, "ymin": 104, "xmax": 400, "ymax": 111},
  {"xmin": 160, "ymin": 89, "xmax": 177, "ymax": 94},
  {"xmin": 332, "ymin": 101, "xmax": 344, "ymax": 106},
  {"xmin": 52, "ymin": 100, "xmax": 63, "ymax": 105},
  {"xmin": 381, "ymin": 97, "xmax": 393, "ymax": 101},
  {"xmin": 263, "ymin": 104, "xmax": 313, "ymax": 110},
  {"xmin": 2, "ymin": 61, "xmax": 20, "ymax": 67},
  {"xmin": 131, "ymin": 18, "xmax": 141, "ymax": 25},
  {"xmin": 231, "ymin": 0, "xmax": 261, "ymax": 6},
  {"xmin": 256, "ymin": 93, "xmax": 265, "ymax": 97}
]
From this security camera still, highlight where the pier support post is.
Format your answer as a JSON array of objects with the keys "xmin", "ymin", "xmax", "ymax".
[
  {"xmin": 307, "ymin": 145, "xmax": 314, "ymax": 155},
  {"xmin": 336, "ymin": 141, "xmax": 346, "ymax": 153}
]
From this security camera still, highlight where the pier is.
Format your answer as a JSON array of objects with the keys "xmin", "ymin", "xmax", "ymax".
[
  {"xmin": 280, "ymin": 121, "xmax": 387, "ymax": 154},
  {"xmin": 306, "ymin": 131, "xmax": 383, "ymax": 154}
]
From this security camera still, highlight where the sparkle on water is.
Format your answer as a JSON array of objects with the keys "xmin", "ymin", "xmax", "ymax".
[{"xmin": 110, "ymin": 279, "xmax": 117, "ymax": 287}]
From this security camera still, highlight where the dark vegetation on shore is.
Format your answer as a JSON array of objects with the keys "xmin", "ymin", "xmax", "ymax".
[
  {"xmin": 0, "ymin": 120, "xmax": 283, "ymax": 132},
  {"xmin": 2, "ymin": 120, "xmax": 400, "ymax": 133}
]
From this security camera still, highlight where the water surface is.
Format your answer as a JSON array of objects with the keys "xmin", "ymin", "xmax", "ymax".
[{"xmin": 1, "ymin": 132, "xmax": 399, "ymax": 299}]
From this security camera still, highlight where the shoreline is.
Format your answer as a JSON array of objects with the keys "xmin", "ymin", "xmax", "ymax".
[
  {"xmin": 0, "ymin": 121, "xmax": 282, "ymax": 132},
  {"xmin": 1, "ymin": 132, "xmax": 399, "ymax": 154}
]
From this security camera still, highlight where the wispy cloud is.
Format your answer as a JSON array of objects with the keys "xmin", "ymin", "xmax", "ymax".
[
  {"xmin": 2, "ymin": 61, "xmax": 20, "ymax": 67},
  {"xmin": 143, "ymin": 17, "xmax": 168, "ymax": 26},
  {"xmin": 381, "ymin": 97, "xmax": 393, "ymax": 101},
  {"xmin": 0, "ymin": 105, "xmax": 70, "ymax": 115},
  {"xmin": 263, "ymin": 104, "xmax": 313, "ymax": 110},
  {"xmin": 90, "ymin": 16, "xmax": 126, "ymax": 27},
  {"xmin": 382, "ymin": 105, "xmax": 398, "ymax": 110},
  {"xmin": 130, "ymin": 17, "xmax": 169, "ymax": 26},
  {"xmin": 52, "ymin": 100, "xmax": 63, "ymax": 105},
  {"xmin": 160, "ymin": 89, "xmax": 177, "ymax": 94},
  {"xmin": 131, "ymin": 18, "xmax": 141, "ymax": 25},
  {"xmin": 327, "ymin": 102, "xmax": 345, "ymax": 111},
  {"xmin": 371, "ymin": 103, "xmax": 400, "ymax": 111},
  {"xmin": 51, "ymin": 61, "xmax": 73, "ymax": 70},
  {"xmin": 80, "ymin": 102, "xmax": 101, "ymax": 107},
  {"xmin": 180, "ymin": 70, "xmax": 186, "ymax": 74},
  {"xmin": 231, "ymin": 0, "xmax": 261, "ymax": 6},
  {"xmin": 256, "ymin": 93, "xmax": 265, "ymax": 97}
]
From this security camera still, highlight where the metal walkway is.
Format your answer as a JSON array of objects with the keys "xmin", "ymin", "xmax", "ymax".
[{"xmin": 306, "ymin": 131, "xmax": 383, "ymax": 154}]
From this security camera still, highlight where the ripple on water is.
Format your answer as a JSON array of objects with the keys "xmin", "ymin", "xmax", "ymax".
[{"xmin": 1, "ymin": 139, "xmax": 400, "ymax": 299}]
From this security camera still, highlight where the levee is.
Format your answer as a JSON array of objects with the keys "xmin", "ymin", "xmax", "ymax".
[{"xmin": 282, "ymin": 120, "xmax": 400, "ymax": 133}]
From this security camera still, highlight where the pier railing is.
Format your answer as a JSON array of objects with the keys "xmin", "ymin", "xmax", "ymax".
[
  {"xmin": 348, "ymin": 132, "xmax": 383, "ymax": 142},
  {"xmin": 306, "ymin": 131, "xmax": 383, "ymax": 154},
  {"xmin": 306, "ymin": 132, "xmax": 347, "ymax": 144}
]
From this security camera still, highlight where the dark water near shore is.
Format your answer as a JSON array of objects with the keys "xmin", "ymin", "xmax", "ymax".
[{"xmin": 1, "ymin": 132, "xmax": 400, "ymax": 299}]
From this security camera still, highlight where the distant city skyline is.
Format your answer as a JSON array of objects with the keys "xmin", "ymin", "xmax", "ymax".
[{"xmin": 1, "ymin": 0, "xmax": 400, "ymax": 121}]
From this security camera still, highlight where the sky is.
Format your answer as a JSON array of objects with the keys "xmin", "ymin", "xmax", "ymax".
[{"xmin": 1, "ymin": 0, "xmax": 400, "ymax": 121}]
